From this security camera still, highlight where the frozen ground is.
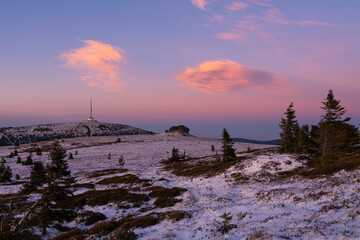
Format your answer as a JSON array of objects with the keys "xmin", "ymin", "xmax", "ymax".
[{"xmin": 0, "ymin": 134, "xmax": 359, "ymax": 239}]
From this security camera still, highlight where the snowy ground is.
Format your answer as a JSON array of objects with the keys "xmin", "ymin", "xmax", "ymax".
[{"xmin": 0, "ymin": 134, "xmax": 359, "ymax": 239}]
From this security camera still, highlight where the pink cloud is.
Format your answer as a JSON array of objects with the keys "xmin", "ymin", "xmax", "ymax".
[
  {"xmin": 227, "ymin": 1, "xmax": 248, "ymax": 11},
  {"xmin": 215, "ymin": 32, "xmax": 247, "ymax": 41},
  {"xmin": 190, "ymin": 0, "xmax": 208, "ymax": 10},
  {"xmin": 295, "ymin": 20, "xmax": 338, "ymax": 27},
  {"xmin": 247, "ymin": 0, "xmax": 273, "ymax": 8},
  {"xmin": 210, "ymin": 14, "xmax": 226, "ymax": 23},
  {"xmin": 60, "ymin": 40, "xmax": 125, "ymax": 92},
  {"xmin": 176, "ymin": 60, "xmax": 285, "ymax": 93},
  {"xmin": 262, "ymin": 8, "xmax": 289, "ymax": 25}
]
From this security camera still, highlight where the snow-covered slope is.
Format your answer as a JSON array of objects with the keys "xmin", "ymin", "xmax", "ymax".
[
  {"xmin": 1, "ymin": 135, "xmax": 359, "ymax": 239},
  {"xmin": 0, "ymin": 121, "xmax": 153, "ymax": 146}
]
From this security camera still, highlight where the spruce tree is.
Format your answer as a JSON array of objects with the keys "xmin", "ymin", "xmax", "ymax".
[
  {"xmin": 0, "ymin": 163, "xmax": 12, "ymax": 182},
  {"xmin": 36, "ymin": 142, "xmax": 75, "ymax": 234},
  {"xmin": 23, "ymin": 154, "xmax": 33, "ymax": 165},
  {"xmin": 279, "ymin": 102, "xmax": 299, "ymax": 153},
  {"xmin": 317, "ymin": 89, "xmax": 359, "ymax": 168},
  {"xmin": 47, "ymin": 141, "xmax": 70, "ymax": 180},
  {"xmin": 221, "ymin": 128, "xmax": 236, "ymax": 161},
  {"xmin": 296, "ymin": 125, "xmax": 313, "ymax": 154},
  {"xmin": 167, "ymin": 147, "xmax": 180, "ymax": 162},
  {"xmin": 22, "ymin": 161, "xmax": 47, "ymax": 193},
  {"xmin": 36, "ymin": 147, "xmax": 42, "ymax": 156}
]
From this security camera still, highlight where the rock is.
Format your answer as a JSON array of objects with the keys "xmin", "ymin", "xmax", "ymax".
[{"xmin": 165, "ymin": 125, "xmax": 190, "ymax": 135}]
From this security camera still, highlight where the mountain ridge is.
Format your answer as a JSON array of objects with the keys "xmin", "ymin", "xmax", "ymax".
[
  {"xmin": 233, "ymin": 137, "xmax": 279, "ymax": 145},
  {"xmin": 0, "ymin": 121, "xmax": 153, "ymax": 146}
]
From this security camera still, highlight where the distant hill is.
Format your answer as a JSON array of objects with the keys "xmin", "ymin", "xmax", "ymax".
[
  {"xmin": 233, "ymin": 138, "xmax": 279, "ymax": 145},
  {"xmin": 0, "ymin": 121, "xmax": 153, "ymax": 146}
]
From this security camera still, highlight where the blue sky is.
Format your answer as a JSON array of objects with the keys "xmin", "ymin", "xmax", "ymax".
[{"xmin": 1, "ymin": 0, "xmax": 359, "ymax": 139}]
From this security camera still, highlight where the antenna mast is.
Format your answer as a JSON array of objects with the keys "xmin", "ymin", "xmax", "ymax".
[{"xmin": 90, "ymin": 97, "xmax": 93, "ymax": 118}]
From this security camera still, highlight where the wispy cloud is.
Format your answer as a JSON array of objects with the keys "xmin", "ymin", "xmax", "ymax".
[
  {"xmin": 295, "ymin": 20, "xmax": 338, "ymax": 27},
  {"xmin": 262, "ymin": 8, "xmax": 289, "ymax": 25},
  {"xmin": 227, "ymin": 2, "xmax": 248, "ymax": 11},
  {"xmin": 190, "ymin": 0, "xmax": 208, "ymax": 10},
  {"xmin": 215, "ymin": 32, "xmax": 247, "ymax": 41},
  {"xmin": 177, "ymin": 59, "xmax": 285, "ymax": 93},
  {"xmin": 60, "ymin": 40, "xmax": 125, "ymax": 92},
  {"xmin": 189, "ymin": 0, "xmax": 339, "ymax": 42}
]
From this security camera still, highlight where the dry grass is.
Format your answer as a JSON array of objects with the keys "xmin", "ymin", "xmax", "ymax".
[
  {"xmin": 87, "ymin": 168, "xmax": 128, "ymax": 178},
  {"xmin": 58, "ymin": 188, "xmax": 149, "ymax": 209},
  {"xmin": 96, "ymin": 174, "xmax": 151, "ymax": 185},
  {"xmin": 148, "ymin": 186, "xmax": 187, "ymax": 208},
  {"xmin": 163, "ymin": 156, "xmax": 248, "ymax": 178}
]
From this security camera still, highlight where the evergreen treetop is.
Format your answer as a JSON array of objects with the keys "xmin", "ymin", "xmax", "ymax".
[
  {"xmin": 279, "ymin": 102, "xmax": 299, "ymax": 153},
  {"xmin": 320, "ymin": 89, "xmax": 349, "ymax": 123},
  {"xmin": 221, "ymin": 128, "xmax": 236, "ymax": 161}
]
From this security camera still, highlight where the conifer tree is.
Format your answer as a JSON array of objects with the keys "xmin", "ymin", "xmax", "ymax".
[
  {"xmin": 16, "ymin": 156, "xmax": 21, "ymax": 164},
  {"xmin": 23, "ymin": 154, "xmax": 33, "ymax": 165},
  {"xmin": 0, "ymin": 163, "xmax": 12, "ymax": 182},
  {"xmin": 36, "ymin": 142, "xmax": 75, "ymax": 234},
  {"xmin": 296, "ymin": 125, "xmax": 313, "ymax": 154},
  {"xmin": 36, "ymin": 147, "xmax": 42, "ymax": 156},
  {"xmin": 22, "ymin": 161, "xmax": 47, "ymax": 193},
  {"xmin": 221, "ymin": 128, "xmax": 236, "ymax": 161},
  {"xmin": 279, "ymin": 102, "xmax": 299, "ymax": 153},
  {"xmin": 46, "ymin": 142, "xmax": 70, "ymax": 180},
  {"xmin": 317, "ymin": 89, "xmax": 359, "ymax": 167},
  {"xmin": 168, "ymin": 147, "xmax": 180, "ymax": 162}
]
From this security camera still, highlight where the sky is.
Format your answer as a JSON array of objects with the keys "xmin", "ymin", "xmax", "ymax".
[{"xmin": 1, "ymin": 0, "xmax": 359, "ymax": 139}]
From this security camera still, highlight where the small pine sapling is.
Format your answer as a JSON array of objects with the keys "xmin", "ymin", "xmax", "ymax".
[
  {"xmin": 0, "ymin": 163, "xmax": 12, "ymax": 182},
  {"xmin": 69, "ymin": 153, "xmax": 74, "ymax": 160},
  {"xmin": 75, "ymin": 150, "xmax": 78, "ymax": 155},
  {"xmin": 211, "ymin": 145, "xmax": 215, "ymax": 152},
  {"xmin": 216, "ymin": 212, "xmax": 237, "ymax": 235},
  {"xmin": 108, "ymin": 153, "xmax": 111, "ymax": 160},
  {"xmin": 23, "ymin": 154, "xmax": 33, "ymax": 165},
  {"xmin": 36, "ymin": 147, "xmax": 43, "ymax": 156},
  {"xmin": 167, "ymin": 147, "xmax": 180, "ymax": 162},
  {"xmin": 16, "ymin": 156, "xmax": 21, "ymax": 164},
  {"xmin": 221, "ymin": 128, "xmax": 236, "ymax": 162},
  {"xmin": 118, "ymin": 155, "xmax": 125, "ymax": 166},
  {"xmin": 116, "ymin": 137, "xmax": 121, "ymax": 143}
]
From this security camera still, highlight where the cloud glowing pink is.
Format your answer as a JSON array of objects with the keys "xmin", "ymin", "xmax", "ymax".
[
  {"xmin": 60, "ymin": 40, "xmax": 125, "ymax": 92},
  {"xmin": 177, "ymin": 60, "xmax": 285, "ymax": 93}
]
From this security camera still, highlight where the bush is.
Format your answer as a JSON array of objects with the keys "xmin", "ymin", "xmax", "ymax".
[
  {"xmin": 0, "ymin": 163, "xmax": 12, "ymax": 182},
  {"xmin": 23, "ymin": 154, "xmax": 33, "ymax": 165},
  {"xmin": 118, "ymin": 155, "xmax": 125, "ymax": 166},
  {"xmin": 166, "ymin": 147, "xmax": 180, "ymax": 162},
  {"xmin": 216, "ymin": 212, "xmax": 237, "ymax": 235},
  {"xmin": 36, "ymin": 147, "xmax": 42, "ymax": 156},
  {"xmin": 221, "ymin": 129, "xmax": 236, "ymax": 162},
  {"xmin": 78, "ymin": 211, "xmax": 106, "ymax": 226}
]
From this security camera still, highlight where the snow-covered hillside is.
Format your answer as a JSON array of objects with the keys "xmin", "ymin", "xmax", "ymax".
[
  {"xmin": 0, "ymin": 135, "xmax": 359, "ymax": 239},
  {"xmin": 0, "ymin": 121, "xmax": 153, "ymax": 146}
]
